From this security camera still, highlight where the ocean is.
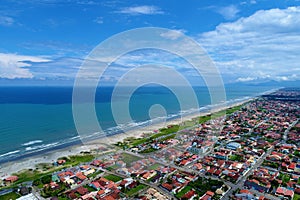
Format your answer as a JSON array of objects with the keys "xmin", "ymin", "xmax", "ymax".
[{"xmin": 0, "ymin": 84, "xmax": 276, "ymax": 163}]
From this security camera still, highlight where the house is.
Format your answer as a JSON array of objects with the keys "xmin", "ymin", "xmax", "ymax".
[
  {"xmin": 4, "ymin": 176, "xmax": 18, "ymax": 183},
  {"xmin": 288, "ymin": 163, "xmax": 296, "ymax": 172},
  {"xmin": 81, "ymin": 191, "xmax": 97, "ymax": 200},
  {"xmin": 91, "ymin": 160, "xmax": 102, "ymax": 167},
  {"xmin": 180, "ymin": 159, "xmax": 190, "ymax": 166},
  {"xmin": 161, "ymin": 183, "xmax": 173, "ymax": 192},
  {"xmin": 80, "ymin": 165, "xmax": 90, "ymax": 171},
  {"xmin": 117, "ymin": 168, "xmax": 131, "ymax": 176},
  {"xmin": 52, "ymin": 175, "xmax": 60, "ymax": 183},
  {"xmin": 49, "ymin": 182, "xmax": 60, "ymax": 189},
  {"xmin": 65, "ymin": 178, "xmax": 75, "ymax": 185},
  {"xmin": 83, "ymin": 168, "xmax": 95, "ymax": 176},
  {"xmin": 226, "ymin": 142, "xmax": 241, "ymax": 150},
  {"xmin": 57, "ymin": 159, "xmax": 66, "ymax": 165},
  {"xmin": 116, "ymin": 160, "xmax": 126, "ymax": 168},
  {"xmin": 276, "ymin": 187, "xmax": 294, "ymax": 199},
  {"xmin": 76, "ymin": 186, "xmax": 88, "ymax": 195},
  {"xmin": 182, "ymin": 190, "xmax": 197, "ymax": 199},
  {"xmin": 19, "ymin": 186, "xmax": 29, "ymax": 196},
  {"xmin": 127, "ymin": 181, "xmax": 138, "ymax": 189},
  {"xmin": 142, "ymin": 170, "xmax": 157, "ymax": 180},
  {"xmin": 194, "ymin": 163, "xmax": 203, "ymax": 170},
  {"xmin": 90, "ymin": 181, "xmax": 101, "ymax": 190},
  {"xmin": 200, "ymin": 191, "xmax": 214, "ymax": 200},
  {"xmin": 76, "ymin": 172, "xmax": 87, "ymax": 181}
]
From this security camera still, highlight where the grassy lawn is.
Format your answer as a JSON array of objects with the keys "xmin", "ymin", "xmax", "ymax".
[
  {"xmin": 131, "ymin": 138, "xmax": 148, "ymax": 147},
  {"xmin": 189, "ymin": 177, "xmax": 223, "ymax": 197},
  {"xmin": 150, "ymin": 125, "xmax": 179, "ymax": 140},
  {"xmin": 229, "ymin": 154, "xmax": 243, "ymax": 162},
  {"xmin": 119, "ymin": 104, "xmax": 245, "ymax": 149},
  {"xmin": 125, "ymin": 125, "xmax": 180, "ymax": 147},
  {"xmin": 147, "ymin": 163, "xmax": 162, "ymax": 170},
  {"xmin": 121, "ymin": 153, "xmax": 140, "ymax": 166},
  {"xmin": 87, "ymin": 170, "xmax": 103, "ymax": 178},
  {"xmin": 140, "ymin": 147, "xmax": 157, "ymax": 154},
  {"xmin": 84, "ymin": 185, "xmax": 96, "ymax": 192},
  {"xmin": 175, "ymin": 186, "xmax": 192, "ymax": 198},
  {"xmin": 0, "ymin": 192, "xmax": 20, "ymax": 200},
  {"xmin": 294, "ymin": 194, "xmax": 300, "ymax": 200},
  {"xmin": 198, "ymin": 105, "xmax": 243, "ymax": 124},
  {"xmin": 12, "ymin": 169, "xmax": 53, "ymax": 186},
  {"xmin": 60, "ymin": 154, "xmax": 95, "ymax": 166},
  {"xmin": 104, "ymin": 174, "xmax": 123, "ymax": 182},
  {"xmin": 179, "ymin": 120, "xmax": 198, "ymax": 129},
  {"xmin": 106, "ymin": 164, "xmax": 119, "ymax": 171},
  {"xmin": 125, "ymin": 184, "xmax": 147, "ymax": 196},
  {"xmin": 157, "ymin": 133, "xmax": 176, "ymax": 142}
]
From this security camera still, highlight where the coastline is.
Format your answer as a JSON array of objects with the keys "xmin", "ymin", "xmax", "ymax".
[{"xmin": 0, "ymin": 97, "xmax": 254, "ymax": 179}]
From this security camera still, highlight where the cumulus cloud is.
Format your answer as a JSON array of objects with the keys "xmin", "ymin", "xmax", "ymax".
[
  {"xmin": 117, "ymin": 5, "xmax": 164, "ymax": 15},
  {"xmin": 0, "ymin": 53, "xmax": 50, "ymax": 79},
  {"xmin": 199, "ymin": 6, "xmax": 300, "ymax": 82},
  {"xmin": 217, "ymin": 5, "xmax": 240, "ymax": 20},
  {"xmin": 160, "ymin": 29, "xmax": 186, "ymax": 40}
]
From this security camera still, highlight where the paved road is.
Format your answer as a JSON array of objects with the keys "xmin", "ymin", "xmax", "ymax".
[
  {"xmin": 283, "ymin": 118, "xmax": 299, "ymax": 142},
  {"xmin": 221, "ymin": 146, "xmax": 275, "ymax": 199}
]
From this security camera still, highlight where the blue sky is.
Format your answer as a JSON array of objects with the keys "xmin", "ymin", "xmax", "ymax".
[{"xmin": 0, "ymin": 0, "xmax": 300, "ymax": 85}]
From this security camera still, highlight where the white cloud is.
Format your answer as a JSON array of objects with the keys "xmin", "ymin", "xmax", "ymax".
[
  {"xmin": 117, "ymin": 5, "xmax": 164, "ymax": 15},
  {"xmin": 94, "ymin": 17, "xmax": 103, "ymax": 24},
  {"xmin": 236, "ymin": 77, "xmax": 256, "ymax": 82},
  {"xmin": 0, "ymin": 53, "xmax": 50, "ymax": 79},
  {"xmin": 199, "ymin": 6, "xmax": 300, "ymax": 83},
  {"xmin": 160, "ymin": 29, "xmax": 185, "ymax": 40},
  {"xmin": 0, "ymin": 16, "xmax": 14, "ymax": 26},
  {"xmin": 217, "ymin": 5, "xmax": 240, "ymax": 20}
]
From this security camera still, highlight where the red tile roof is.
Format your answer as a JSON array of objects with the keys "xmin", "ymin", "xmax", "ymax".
[
  {"xmin": 206, "ymin": 191, "xmax": 214, "ymax": 196},
  {"xmin": 182, "ymin": 190, "xmax": 196, "ymax": 199},
  {"xmin": 5, "ymin": 176, "xmax": 18, "ymax": 182},
  {"xmin": 76, "ymin": 172, "xmax": 87, "ymax": 180},
  {"xmin": 161, "ymin": 183, "xmax": 173, "ymax": 191},
  {"xmin": 76, "ymin": 186, "xmax": 88, "ymax": 195},
  {"xmin": 276, "ymin": 187, "xmax": 284, "ymax": 195}
]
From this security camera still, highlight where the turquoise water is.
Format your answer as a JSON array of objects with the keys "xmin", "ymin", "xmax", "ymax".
[{"xmin": 0, "ymin": 85, "xmax": 275, "ymax": 163}]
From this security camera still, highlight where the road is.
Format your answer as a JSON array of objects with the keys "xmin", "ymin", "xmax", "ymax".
[
  {"xmin": 221, "ymin": 146, "xmax": 274, "ymax": 200},
  {"xmin": 283, "ymin": 118, "xmax": 299, "ymax": 142}
]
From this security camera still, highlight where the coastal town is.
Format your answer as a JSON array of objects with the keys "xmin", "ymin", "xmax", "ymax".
[{"xmin": 0, "ymin": 88, "xmax": 299, "ymax": 200}]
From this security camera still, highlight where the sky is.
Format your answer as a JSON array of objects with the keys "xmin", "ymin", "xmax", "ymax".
[{"xmin": 0, "ymin": 0, "xmax": 300, "ymax": 86}]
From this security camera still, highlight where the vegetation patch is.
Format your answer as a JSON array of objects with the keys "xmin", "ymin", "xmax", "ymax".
[
  {"xmin": 61, "ymin": 154, "xmax": 95, "ymax": 166},
  {"xmin": 175, "ymin": 186, "xmax": 192, "ymax": 198},
  {"xmin": 147, "ymin": 163, "xmax": 162, "ymax": 170},
  {"xmin": 121, "ymin": 153, "xmax": 140, "ymax": 165},
  {"xmin": 124, "ymin": 184, "xmax": 147, "ymax": 196},
  {"xmin": 104, "ymin": 174, "xmax": 123, "ymax": 182},
  {"xmin": 0, "ymin": 192, "xmax": 20, "ymax": 200},
  {"xmin": 229, "ymin": 155, "xmax": 243, "ymax": 162}
]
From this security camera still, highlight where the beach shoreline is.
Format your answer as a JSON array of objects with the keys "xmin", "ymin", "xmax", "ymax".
[{"xmin": 0, "ymin": 97, "xmax": 254, "ymax": 179}]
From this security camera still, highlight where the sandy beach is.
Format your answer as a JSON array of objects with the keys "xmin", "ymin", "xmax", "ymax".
[{"xmin": 0, "ymin": 99, "xmax": 252, "ymax": 179}]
